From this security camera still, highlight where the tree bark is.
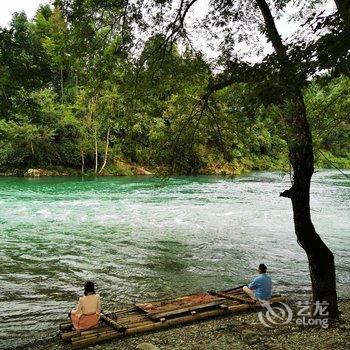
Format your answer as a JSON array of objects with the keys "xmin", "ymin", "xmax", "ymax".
[
  {"xmin": 81, "ymin": 150, "xmax": 85, "ymax": 175},
  {"xmin": 98, "ymin": 127, "xmax": 110, "ymax": 174},
  {"xmin": 94, "ymin": 127, "xmax": 98, "ymax": 175},
  {"xmin": 281, "ymin": 94, "xmax": 339, "ymax": 319},
  {"xmin": 89, "ymin": 97, "xmax": 99, "ymax": 176},
  {"xmin": 256, "ymin": 0, "xmax": 339, "ymax": 319}
]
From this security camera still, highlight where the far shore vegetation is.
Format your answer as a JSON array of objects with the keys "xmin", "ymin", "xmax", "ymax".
[{"xmin": 0, "ymin": 6, "xmax": 349, "ymax": 177}]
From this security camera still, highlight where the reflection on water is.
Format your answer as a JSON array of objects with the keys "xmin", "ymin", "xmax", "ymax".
[{"xmin": 0, "ymin": 170, "xmax": 349, "ymax": 349}]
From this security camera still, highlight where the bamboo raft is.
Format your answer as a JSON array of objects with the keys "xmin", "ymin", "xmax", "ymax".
[{"xmin": 59, "ymin": 285, "xmax": 285, "ymax": 349}]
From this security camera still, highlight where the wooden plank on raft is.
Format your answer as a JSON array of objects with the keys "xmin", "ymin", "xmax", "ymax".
[
  {"xmin": 100, "ymin": 313, "xmax": 127, "ymax": 332},
  {"xmin": 61, "ymin": 292, "xmax": 281, "ymax": 342},
  {"xmin": 59, "ymin": 309, "xmax": 126, "ymax": 333},
  {"xmin": 59, "ymin": 285, "xmax": 285, "ymax": 349},
  {"xmin": 68, "ymin": 326, "xmax": 113, "ymax": 342},
  {"xmin": 208, "ymin": 290, "xmax": 256, "ymax": 304},
  {"xmin": 60, "ymin": 322, "xmax": 73, "ymax": 332},
  {"xmin": 70, "ymin": 296, "xmax": 286, "ymax": 349},
  {"xmin": 222, "ymin": 284, "xmax": 246, "ymax": 293},
  {"xmin": 146, "ymin": 300, "xmax": 229, "ymax": 320},
  {"xmin": 61, "ymin": 313, "xmax": 126, "ymax": 341},
  {"xmin": 136, "ymin": 293, "xmax": 221, "ymax": 315}
]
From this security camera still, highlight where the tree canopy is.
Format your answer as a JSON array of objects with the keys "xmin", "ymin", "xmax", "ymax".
[{"xmin": 0, "ymin": 2, "xmax": 348, "ymax": 174}]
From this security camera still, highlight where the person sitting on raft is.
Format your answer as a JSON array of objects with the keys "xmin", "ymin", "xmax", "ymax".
[
  {"xmin": 70, "ymin": 281, "xmax": 101, "ymax": 331},
  {"xmin": 242, "ymin": 263, "xmax": 272, "ymax": 303}
]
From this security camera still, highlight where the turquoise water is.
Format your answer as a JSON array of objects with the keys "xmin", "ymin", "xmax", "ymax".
[{"xmin": 0, "ymin": 171, "xmax": 349, "ymax": 348}]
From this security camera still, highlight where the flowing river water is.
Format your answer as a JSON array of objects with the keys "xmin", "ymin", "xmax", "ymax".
[{"xmin": 0, "ymin": 170, "xmax": 349, "ymax": 349}]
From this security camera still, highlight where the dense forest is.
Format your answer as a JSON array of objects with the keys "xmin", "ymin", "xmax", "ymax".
[{"xmin": 0, "ymin": 4, "xmax": 349, "ymax": 175}]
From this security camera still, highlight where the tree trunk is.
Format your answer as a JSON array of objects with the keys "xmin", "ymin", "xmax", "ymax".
[
  {"xmin": 280, "ymin": 95, "xmax": 339, "ymax": 319},
  {"xmin": 94, "ymin": 128, "xmax": 98, "ymax": 175},
  {"xmin": 98, "ymin": 127, "xmax": 110, "ymax": 174},
  {"xmin": 256, "ymin": 0, "xmax": 339, "ymax": 319},
  {"xmin": 81, "ymin": 150, "xmax": 85, "ymax": 175},
  {"xmin": 90, "ymin": 97, "xmax": 99, "ymax": 176},
  {"xmin": 289, "ymin": 178, "xmax": 339, "ymax": 318}
]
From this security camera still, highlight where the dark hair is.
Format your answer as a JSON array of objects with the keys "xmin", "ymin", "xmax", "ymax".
[
  {"xmin": 84, "ymin": 281, "xmax": 96, "ymax": 296},
  {"xmin": 259, "ymin": 264, "xmax": 267, "ymax": 273}
]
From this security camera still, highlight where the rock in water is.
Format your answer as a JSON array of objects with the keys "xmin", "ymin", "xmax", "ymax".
[
  {"xmin": 136, "ymin": 343, "xmax": 160, "ymax": 350},
  {"xmin": 24, "ymin": 168, "xmax": 42, "ymax": 177},
  {"xmin": 23, "ymin": 168, "xmax": 69, "ymax": 177}
]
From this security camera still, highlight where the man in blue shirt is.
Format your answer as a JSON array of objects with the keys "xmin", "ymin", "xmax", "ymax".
[{"xmin": 243, "ymin": 264, "xmax": 272, "ymax": 301}]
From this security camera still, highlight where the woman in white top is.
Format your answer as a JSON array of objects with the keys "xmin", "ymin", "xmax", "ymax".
[{"xmin": 70, "ymin": 281, "xmax": 101, "ymax": 331}]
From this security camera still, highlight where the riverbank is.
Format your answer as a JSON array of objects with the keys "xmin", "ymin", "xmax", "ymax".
[
  {"xmin": 1, "ymin": 150, "xmax": 349, "ymax": 177},
  {"xmin": 99, "ymin": 299, "xmax": 350, "ymax": 350},
  {"xmin": 29, "ymin": 299, "xmax": 350, "ymax": 350},
  {"xmin": 0, "ymin": 161, "xmax": 153, "ymax": 177}
]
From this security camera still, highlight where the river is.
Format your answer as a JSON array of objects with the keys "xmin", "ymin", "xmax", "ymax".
[{"xmin": 0, "ymin": 170, "xmax": 349, "ymax": 349}]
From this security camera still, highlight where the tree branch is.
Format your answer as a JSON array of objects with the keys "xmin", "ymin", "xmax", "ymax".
[
  {"xmin": 334, "ymin": 0, "xmax": 350, "ymax": 28},
  {"xmin": 136, "ymin": 0, "xmax": 199, "ymax": 72},
  {"xmin": 255, "ymin": 0, "xmax": 288, "ymax": 62},
  {"xmin": 280, "ymin": 189, "xmax": 292, "ymax": 198}
]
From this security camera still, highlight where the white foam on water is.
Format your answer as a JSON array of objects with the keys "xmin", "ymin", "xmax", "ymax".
[
  {"xmin": 0, "ymin": 171, "xmax": 349, "ymax": 349},
  {"xmin": 36, "ymin": 209, "xmax": 51, "ymax": 217}
]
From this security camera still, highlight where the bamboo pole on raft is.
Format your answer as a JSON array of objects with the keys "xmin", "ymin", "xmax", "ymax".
[{"xmin": 71, "ymin": 296, "xmax": 285, "ymax": 349}]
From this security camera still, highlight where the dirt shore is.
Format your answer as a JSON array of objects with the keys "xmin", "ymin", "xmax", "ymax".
[
  {"xmin": 97, "ymin": 299, "xmax": 350, "ymax": 350},
  {"xmin": 28, "ymin": 299, "xmax": 350, "ymax": 350}
]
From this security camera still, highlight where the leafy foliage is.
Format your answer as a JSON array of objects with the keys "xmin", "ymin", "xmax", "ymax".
[{"xmin": 0, "ymin": 2, "xmax": 348, "ymax": 174}]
